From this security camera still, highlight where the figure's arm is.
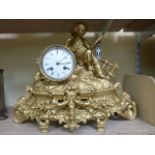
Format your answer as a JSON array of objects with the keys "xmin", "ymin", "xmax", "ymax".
[
  {"xmin": 83, "ymin": 39, "xmax": 90, "ymax": 49},
  {"xmin": 90, "ymin": 35, "xmax": 103, "ymax": 49}
]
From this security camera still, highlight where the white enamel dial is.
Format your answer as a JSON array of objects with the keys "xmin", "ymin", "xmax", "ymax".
[{"xmin": 40, "ymin": 45, "xmax": 76, "ymax": 81}]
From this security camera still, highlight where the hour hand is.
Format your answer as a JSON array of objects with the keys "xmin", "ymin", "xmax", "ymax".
[
  {"xmin": 47, "ymin": 67, "xmax": 53, "ymax": 71},
  {"xmin": 63, "ymin": 66, "xmax": 70, "ymax": 70}
]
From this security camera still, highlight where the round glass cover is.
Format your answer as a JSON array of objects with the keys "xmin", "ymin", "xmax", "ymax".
[{"xmin": 40, "ymin": 45, "xmax": 76, "ymax": 81}]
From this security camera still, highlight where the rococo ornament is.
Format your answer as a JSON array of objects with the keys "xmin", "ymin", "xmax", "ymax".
[{"xmin": 14, "ymin": 22, "xmax": 137, "ymax": 133}]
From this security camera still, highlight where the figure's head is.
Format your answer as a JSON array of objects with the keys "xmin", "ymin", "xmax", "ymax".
[{"xmin": 71, "ymin": 21, "xmax": 88, "ymax": 37}]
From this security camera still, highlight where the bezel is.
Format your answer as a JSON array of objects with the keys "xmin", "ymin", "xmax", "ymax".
[{"xmin": 39, "ymin": 44, "xmax": 76, "ymax": 82}]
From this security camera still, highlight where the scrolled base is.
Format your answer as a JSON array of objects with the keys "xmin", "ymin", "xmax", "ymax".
[{"xmin": 14, "ymin": 66, "xmax": 137, "ymax": 133}]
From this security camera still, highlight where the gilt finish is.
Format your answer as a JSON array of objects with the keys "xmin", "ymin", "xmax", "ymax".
[{"xmin": 14, "ymin": 22, "xmax": 137, "ymax": 133}]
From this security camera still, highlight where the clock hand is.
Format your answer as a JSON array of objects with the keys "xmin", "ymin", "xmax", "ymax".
[
  {"xmin": 58, "ymin": 62, "xmax": 71, "ymax": 65},
  {"xmin": 47, "ymin": 67, "xmax": 54, "ymax": 71},
  {"xmin": 56, "ymin": 56, "xmax": 67, "ymax": 65},
  {"xmin": 63, "ymin": 66, "xmax": 70, "ymax": 70}
]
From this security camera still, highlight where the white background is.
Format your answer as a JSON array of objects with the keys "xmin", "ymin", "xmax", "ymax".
[{"xmin": 0, "ymin": 0, "xmax": 155, "ymax": 155}]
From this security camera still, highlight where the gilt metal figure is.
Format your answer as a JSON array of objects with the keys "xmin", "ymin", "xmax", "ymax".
[{"xmin": 14, "ymin": 22, "xmax": 137, "ymax": 133}]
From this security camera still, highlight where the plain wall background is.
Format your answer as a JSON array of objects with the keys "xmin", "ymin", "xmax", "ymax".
[
  {"xmin": 0, "ymin": 32, "xmax": 136, "ymax": 106},
  {"xmin": 142, "ymin": 36, "xmax": 155, "ymax": 77}
]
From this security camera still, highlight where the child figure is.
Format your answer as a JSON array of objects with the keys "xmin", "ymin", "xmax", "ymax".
[{"xmin": 65, "ymin": 22, "xmax": 105, "ymax": 79}]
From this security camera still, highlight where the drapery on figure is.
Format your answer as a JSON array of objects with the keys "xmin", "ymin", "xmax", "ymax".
[{"xmin": 65, "ymin": 21, "xmax": 106, "ymax": 79}]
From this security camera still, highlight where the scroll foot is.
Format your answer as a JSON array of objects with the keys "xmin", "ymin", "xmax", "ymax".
[
  {"xmin": 38, "ymin": 119, "xmax": 50, "ymax": 133},
  {"xmin": 96, "ymin": 118, "xmax": 107, "ymax": 134},
  {"xmin": 13, "ymin": 110, "xmax": 27, "ymax": 123}
]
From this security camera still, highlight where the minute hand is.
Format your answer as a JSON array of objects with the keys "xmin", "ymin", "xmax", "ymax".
[
  {"xmin": 58, "ymin": 56, "xmax": 67, "ymax": 63},
  {"xmin": 59, "ymin": 62, "xmax": 71, "ymax": 65}
]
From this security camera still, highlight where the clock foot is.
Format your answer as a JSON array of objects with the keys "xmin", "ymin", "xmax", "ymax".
[
  {"xmin": 13, "ymin": 111, "xmax": 27, "ymax": 123},
  {"xmin": 96, "ymin": 118, "xmax": 107, "ymax": 134},
  {"xmin": 97, "ymin": 127, "xmax": 105, "ymax": 134},
  {"xmin": 38, "ymin": 119, "xmax": 50, "ymax": 133}
]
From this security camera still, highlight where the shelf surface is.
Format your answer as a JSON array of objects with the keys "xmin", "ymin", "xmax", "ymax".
[{"xmin": 0, "ymin": 108, "xmax": 155, "ymax": 135}]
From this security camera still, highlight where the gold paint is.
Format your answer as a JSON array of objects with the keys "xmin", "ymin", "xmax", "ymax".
[{"xmin": 14, "ymin": 22, "xmax": 137, "ymax": 133}]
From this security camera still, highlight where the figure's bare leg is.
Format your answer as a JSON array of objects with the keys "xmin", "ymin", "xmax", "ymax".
[
  {"xmin": 92, "ymin": 56, "xmax": 106, "ymax": 78},
  {"xmin": 85, "ymin": 50, "xmax": 93, "ymax": 71}
]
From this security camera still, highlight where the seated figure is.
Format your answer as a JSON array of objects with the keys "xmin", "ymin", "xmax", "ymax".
[{"xmin": 65, "ymin": 21, "xmax": 105, "ymax": 79}]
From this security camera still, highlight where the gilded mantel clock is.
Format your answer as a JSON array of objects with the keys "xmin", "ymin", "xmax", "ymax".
[
  {"xmin": 39, "ymin": 45, "xmax": 76, "ymax": 81},
  {"xmin": 14, "ymin": 22, "xmax": 137, "ymax": 133}
]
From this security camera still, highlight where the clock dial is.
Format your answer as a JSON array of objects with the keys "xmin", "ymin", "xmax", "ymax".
[{"xmin": 40, "ymin": 45, "xmax": 76, "ymax": 81}]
